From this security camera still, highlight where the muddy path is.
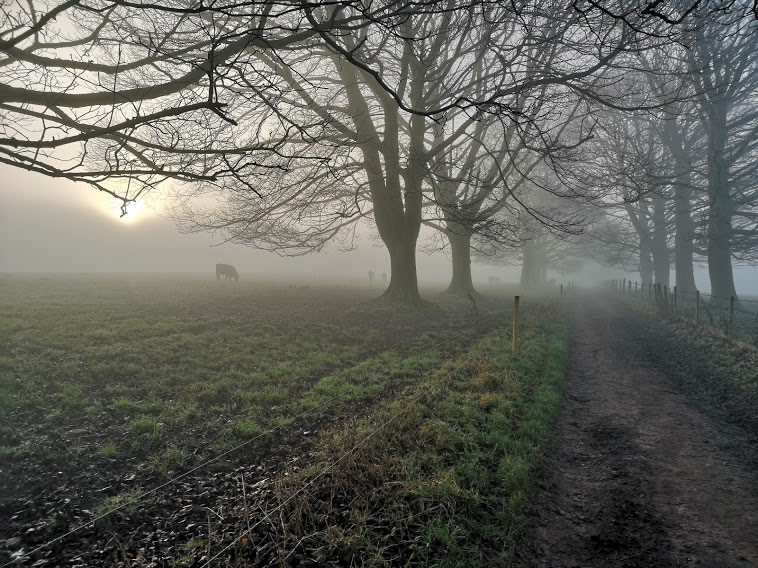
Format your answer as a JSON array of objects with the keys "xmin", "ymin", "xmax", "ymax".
[{"xmin": 525, "ymin": 296, "xmax": 758, "ymax": 568}]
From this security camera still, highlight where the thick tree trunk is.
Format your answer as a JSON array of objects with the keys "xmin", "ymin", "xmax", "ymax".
[
  {"xmin": 673, "ymin": 179, "xmax": 697, "ymax": 293},
  {"xmin": 520, "ymin": 240, "xmax": 547, "ymax": 290},
  {"xmin": 444, "ymin": 231, "xmax": 476, "ymax": 296},
  {"xmin": 706, "ymin": 103, "xmax": 738, "ymax": 301},
  {"xmin": 651, "ymin": 193, "xmax": 669, "ymax": 286},
  {"xmin": 663, "ymin": 121, "xmax": 698, "ymax": 294},
  {"xmin": 639, "ymin": 245, "xmax": 654, "ymax": 285},
  {"xmin": 638, "ymin": 202, "xmax": 654, "ymax": 284},
  {"xmin": 707, "ymin": 218, "xmax": 736, "ymax": 301},
  {"xmin": 340, "ymin": 59, "xmax": 425, "ymax": 307},
  {"xmin": 382, "ymin": 236, "xmax": 423, "ymax": 304}
]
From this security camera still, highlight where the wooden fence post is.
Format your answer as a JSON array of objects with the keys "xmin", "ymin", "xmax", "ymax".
[
  {"xmin": 696, "ymin": 290, "xmax": 700, "ymax": 324},
  {"xmin": 729, "ymin": 296, "xmax": 734, "ymax": 339},
  {"xmin": 560, "ymin": 283, "xmax": 563, "ymax": 301},
  {"xmin": 512, "ymin": 296, "xmax": 520, "ymax": 354},
  {"xmin": 671, "ymin": 286, "xmax": 679, "ymax": 316}
]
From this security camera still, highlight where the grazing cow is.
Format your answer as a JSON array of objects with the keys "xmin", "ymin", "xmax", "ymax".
[
  {"xmin": 368, "ymin": 270, "xmax": 375, "ymax": 287},
  {"xmin": 381, "ymin": 272, "xmax": 387, "ymax": 282},
  {"xmin": 216, "ymin": 263, "xmax": 239, "ymax": 281}
]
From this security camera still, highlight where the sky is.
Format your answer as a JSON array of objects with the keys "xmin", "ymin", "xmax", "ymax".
[{"xmin": 1, "ymin": 165, "xmax": 756, "ymax": 295}]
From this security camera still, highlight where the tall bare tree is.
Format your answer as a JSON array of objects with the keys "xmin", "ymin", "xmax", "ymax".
[{"xmin": 685, "ymin": 8, "xmax": 758, "ymax": 299}]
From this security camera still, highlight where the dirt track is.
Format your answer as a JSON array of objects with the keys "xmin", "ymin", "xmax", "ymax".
[{"xmin": 526, "ymin": 297, "xmax": 758, "ymax": 568}]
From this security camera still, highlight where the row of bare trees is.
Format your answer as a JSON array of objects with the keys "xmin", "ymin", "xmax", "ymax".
[
  {"xmin": 585, "ymin": 9, "xmax": 758, "ymax": 301},
  {"xmin": 2, "ymin": 1, "xmax": 757, "ymax": 303}
]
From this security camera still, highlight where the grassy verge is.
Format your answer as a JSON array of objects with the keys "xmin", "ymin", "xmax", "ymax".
[
  {"xmin": 258, "ymin": 306, "xmax": 569, "ymax": 567},
  {"xmin": 617, "ymin": 293, "xmax": 758, "ymax": 443},
  {"xmin": 619, "ymin": 292, "xmax": 758, "ymax": 401}
]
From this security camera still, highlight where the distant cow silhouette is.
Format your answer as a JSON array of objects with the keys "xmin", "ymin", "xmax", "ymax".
[
  {"xmin": 368, "ymin": 270, "xmax": 375, "ymax": 286},
  {"xmin": 216, "ymin": 264, "xmax": 239, "ymax": 281}
]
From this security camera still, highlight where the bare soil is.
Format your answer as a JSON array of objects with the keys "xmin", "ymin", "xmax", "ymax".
[{"xmin": 524, "ymin": 296, "xmax": 758, "ymax": 568}]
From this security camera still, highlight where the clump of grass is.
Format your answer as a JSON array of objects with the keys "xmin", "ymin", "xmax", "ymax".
[
  {"xmin": 99, "ymin": 441, "xmax": 117, "ymax": 458},
  {"xmin": 113, "ymin": 397, "xmax": 138, "ymax": 414},
  {"xmin": 147, "ymin": 446, "xmax": 186, "ymax": 476},
  {"xmin": 224, "ymin": 418, "xmax": 263, "ymax": 440},
  {"xmin": 0, "ymin": 387, "xmax": 13, "ymax": 410},
  {"xmin": 478, "ymin": 392, "xmax": 500, "ymax": 411},
  {"xmin": 44, "ymin": 408, "xmax": 63, "ymax": 422},
  {"xmin": 0, "ymin": 446, "xmax": 15, "ymax": 460},
  {"xmin": 93, "ymin": 487, "xmax": 144, "ymax": 518},
  {"xmin": 169, "ymin": 537, "xmax": 206, "ymax": 567},
  {"xmin": 130, "ymin": 417, "xmax": 162, "ymax": 439},
  {"xmin": 60, "ymin": 384, "xmax": 88, "ymax": 408}
]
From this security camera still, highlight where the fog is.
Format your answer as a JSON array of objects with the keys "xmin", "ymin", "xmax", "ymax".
[
  {"xmin": 4, "ymin": 166, "xmax": 757, "ymax": 295},
  {"xmin": 0, "ymin": 166, "xmax": 527, "ymax": 285}
]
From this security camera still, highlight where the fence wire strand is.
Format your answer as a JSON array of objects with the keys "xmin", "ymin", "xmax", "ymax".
[{"xmin": 610, "ymin": 279, "xmax": 758, "ymax": 345}]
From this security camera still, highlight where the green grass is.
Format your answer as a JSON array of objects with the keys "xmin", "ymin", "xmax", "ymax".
[
  {"xmin": 93, "ymin": 487, "xmax": 145, "ymax": 518},
  {"xmin": 270, "ymin": 307, "xmax": 569, "ymax": 566},
  {"xmin": 130, "ymin": 417, "xmax": 163, "ymax": 439},
  {"xmin": 0, "ymin": 275, "xmax": 507, "ymax": 503},
  {"xmin": 99, "ymin": 441, "xmax": 117, "ymax": 458},
  {"xmin": 619, "ymin": 289, "xmax": 758, "ymax": 400}
]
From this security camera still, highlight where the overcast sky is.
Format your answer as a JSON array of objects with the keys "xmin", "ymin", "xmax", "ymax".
[{"xmin": 1, "ymin": 165, "xmax": 756, "ymax": 295}]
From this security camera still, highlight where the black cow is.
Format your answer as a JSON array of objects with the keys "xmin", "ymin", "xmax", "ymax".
[{"xmin": 216, "ymin": 263, "xmax": 239, "ymax": 281}]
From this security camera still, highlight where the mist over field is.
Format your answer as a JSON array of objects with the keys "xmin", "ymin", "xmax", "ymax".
[
  {"xmin": 0, "ymin": 169, "xmax": 528, "ymax": 286},
  {"xmin": 2, "ymin": 169, "xmax": 756, "ymax": 295}
]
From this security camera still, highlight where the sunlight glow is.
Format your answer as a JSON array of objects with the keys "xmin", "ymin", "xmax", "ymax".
[{"xmin": 110, "ymin": 197, "xmax": 147, "ymax": 223}]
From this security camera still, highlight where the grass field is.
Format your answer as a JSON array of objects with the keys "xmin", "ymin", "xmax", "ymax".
[{"xmin": 0, "ymin": 275, "xmax": 567, "ymax": 567}]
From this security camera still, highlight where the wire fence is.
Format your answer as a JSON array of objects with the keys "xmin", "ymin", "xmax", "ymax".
[
  {"xmin": 607, "ymin": 278, "xmax": 758, "ymax": 345},
  {"xmin": 2, "ymin": 296, "xmax": 546, "ymax": 568}
]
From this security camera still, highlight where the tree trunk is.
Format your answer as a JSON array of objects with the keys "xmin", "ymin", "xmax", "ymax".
[
  {"xmin": 673, "ymin": 179, "xmax": 697, "ymax": 293},
  {"xmin": 444, "ymin": 230, "xmax": 476, "ymax": 296},
  {"xmin": 706, "ymin": 102, "xmax": 738, "ymax": 301},
  {"xmin": 638, "ymin": 202, "xmax": 654, "ymax": 284},
  {"xmin": 639, "ymin": 243, "xmax": 654, "ymax": 285},
  {"xmin": 340, "ymin": 56, "xmax": 426, "ymax": 307},
  {"xmin": 651, "ymin": 193, "xmax": 669, "ymax": 286},
  {"xmin": 663, "ymin": 121, "xmax": 698, "ymax": 294},
  {"xmin": 520, "ymin": 239, "xmax": 547, "ymax": 290},
  {"xmin": 382, "ymin": 235, "xmax": 423, "ymax": 304}
]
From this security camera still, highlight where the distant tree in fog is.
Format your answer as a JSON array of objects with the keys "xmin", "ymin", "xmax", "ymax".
[
  {"xmin": 582, "ymin": 7, "xmax": 758, "ymax": 298},
  {"xmin": 471, "ymin": 174, "xmax": 591, "ymax": 289}
]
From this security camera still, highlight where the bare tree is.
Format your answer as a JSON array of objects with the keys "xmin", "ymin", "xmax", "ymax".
[
  {"xmin": 5, "ymin": 0, "xmax": 729, "ymax": 305},
  {"xmin": 685, "ymin": 7, "xmax": 758, "ymax": 299},
  {"xmin": 172, "ymin": 1, "xmax": 666, "ymax": 303},
  {"xmin": 0, "ymin": 1, "xmax": 460, "ymax": 211}
]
